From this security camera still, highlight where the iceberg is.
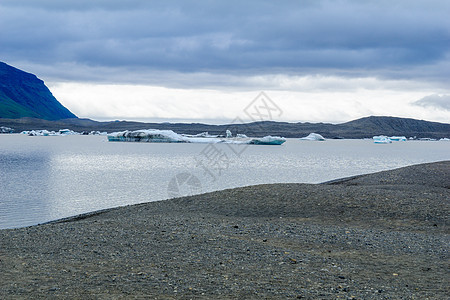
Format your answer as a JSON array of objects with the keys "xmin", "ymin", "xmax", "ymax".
[
  {"xmin": 95, "ymin": 131, "xmax": 108, "ymax": 136},
  {"xmin": 0, "ymin": 126, "xmax": 14, "ymax": 134},
  {"xmin": 249, "ymin": 136, "xmax": 286, "ymax": 145},
  {"xmin": 108, "ymin": 129, "xmax": 286, "ymax": 145},
  {"xmin": 389, "ymin": 136, "xmax": 407, "ymax": 141},
  {"xmin": 22, "ymin": 130, "xmax": 53, "ymax": 136},
  {"xmin": 439, "ymin": 138, "xmax": 450, "ymax": 141},
  {"xmin": 373, "ymin": 135, "xmax": 392, "ymax": 144},
  {"xmin": 108, "ymin": 129, "xmax": 188, "ymax": 143},
  {"xmin": 58, "ymin": 129, "xmax": 79, "ymax": 135},
  {"xmin": 299, "ymin": 133, "xmax": 325, "ymax": 141},
  {"xmin": 20, "ymin": 129, "xmax": 79, "ymax": 136},
  {"xmin": 183, "ymin": 132, "xmax": 218, "ymax": 138}
]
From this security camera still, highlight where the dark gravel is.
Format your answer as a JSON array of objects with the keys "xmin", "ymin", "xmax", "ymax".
[{"xmin": 1, "ymin": 161, "xmax": 449, "ymax": 299}]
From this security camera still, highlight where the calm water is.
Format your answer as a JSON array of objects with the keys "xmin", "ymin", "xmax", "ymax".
[{"xmin": 1, "ymin": 134, "xmax": 449, "ymax": 229}]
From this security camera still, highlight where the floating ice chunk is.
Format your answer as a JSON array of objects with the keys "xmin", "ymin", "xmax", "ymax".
[
  {"xmin": 20, "ymin": 129, "xmax": 80, "ymax": 136},
  {"xmin": 299, "ymin": 133, "xmax": 325, "ymax": 141},
  {"xmin": 0, "ymin": 126, "xmax": 14, "ymax": 133},
  {"xmin": 108, "ymin": 129, "xmax": 286, "ymax": 145},
  {"xmin": 28, "ymin": 130, "xmax": 40, "ymax": 136},
  {"xmin": 389, "ymin": 136, "xmax": 407, "ymax": 141},
  {"xmin": 418, "ymin": 138, "xmax": 437, "ymax": 141},
  {"xmin": 226, "ymin": 130, "xmax": 232, "ymax": 138},
  {"xmin": 108, "ymin": 129, "xmax": 188, "ymax": 143},
  {"xmin": 373, "ymin": 135, "xmax": 392, "ymax": 144},
  {"xmin": 88, "ymin": 131, "xmax": 108, "ymax": 136},
  {"xmin": 439, "ymin": 138, "xmax": 450, "ymax": 141},
  {"xmin": 58, "ymin": 129, "xmax": 79, "ymax": 135},
  {"xmin": 249, "ymin": 136, "xmax": 286, "ymax": 145},
  {"xmin": 24, "ymin": 130, "xmax": 52, "ymax": 136},
  {"xmin": 236, "ymin": 134, "xmax": 248, "ymax": 138},
  {"xmin": 183, "ymin": 132, "xmax": 218, "ymax": 138},
  {"xmin": 59, "ymin": 129, "xmax": 70, "ymax": 134}
]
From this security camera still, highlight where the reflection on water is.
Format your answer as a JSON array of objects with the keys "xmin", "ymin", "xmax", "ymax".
[
  {"xmin": 1, "ymin": 135, "xmax": 449, "ymax": 229},
  {"xmin": 0, "ymin": 151, "xmax": 52, "ymax": 228}
]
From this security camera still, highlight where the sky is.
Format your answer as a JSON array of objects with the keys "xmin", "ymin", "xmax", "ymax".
[{"xmin": 1, "ymin": 0, "xmax": 449, "ymax": 124}]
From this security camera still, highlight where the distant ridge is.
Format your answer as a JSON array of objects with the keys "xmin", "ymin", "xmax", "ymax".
[
  {"xmin": 1, "ymin": 116, "xmax": 449, "ymax": 139},
  {"xmin": 334, "ymin": 116, "xmax": 450, "ymax": 138},
  {"xmin": 0, "ymin": 61, "xmax": 77, "ymax": 120}
]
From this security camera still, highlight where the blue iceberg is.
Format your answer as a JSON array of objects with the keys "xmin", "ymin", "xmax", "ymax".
[{"xmin": 373, "ymin": 135, "xmax": 392, "ymax": 144}]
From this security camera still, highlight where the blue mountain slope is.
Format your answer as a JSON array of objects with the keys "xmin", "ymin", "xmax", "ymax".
[{"xmin": 0, "ymin": 62, "xmax": 77, "ymax": 120}]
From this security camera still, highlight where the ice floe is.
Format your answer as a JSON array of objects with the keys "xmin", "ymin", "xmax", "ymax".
[
  {"xmin": 373, "ymin": 135, "xmax": 392, "ymax": 144},
  {"xmin": 0, "ymin": 126, "xmax": 14, "ymax": 133},
  {"xmin": 248, "ymin": 136, "xmax": 286, "ymax": 145},
  {"xmin": 21, "ymin": 129, "xmax": 80, "ymax": 136},
  {"xmin": 20, "ymin": 129, "xmax": 108, "ymax": 136},
  {"xmin": 108, "ymin": 129, "xmax": 286, "ymax": 145},
  {"xmin": 389, "ymin": 136, "xmax": 407, "ymax": 141},
  {"xmin": 183, "ymin": 132, "xmax": 218, "ymax": 138},
  {"xmin": 80, "ymin": 131, "xmax": 108, "ymax": 136},
  {"xmin": 299, "ymin": 133, "xmax": 325, "ymax": 141},
  {"xmin": 108, "ymin": 129, "xmax": 187, "ymax": 143}
]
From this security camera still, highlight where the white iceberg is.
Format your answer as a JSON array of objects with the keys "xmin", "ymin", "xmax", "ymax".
[
  {"xmin": 89, "ymin": 131, "xmax": 108, "ymax": 136},
  {"xmin": 439, "ymin": 138, "xmax": 450, "ymax": 141},
  {"xmin": 21, "ymin": 129, "xmax": 79, "ymax": 136},
  {"xmin": 299, "ymin": 133, "xmax": 325, "ymax": 141},
  {"xmin": 373, "ymin": 135, "xmax": 392, "ymax": 144},
  {"xmin": 108, "ymin": 129, "xmax": 188, "ymax": 143},
  {"xmin": 23, "ymin": 130, "xmax": 53, "ymax": 136},
  {"xmin": 183, "ymin": 132, "xmax": 218, "ymax": 138},
  {"xmin": 107, "ymin": 129, "xmax": 286, "ymax": 145}
]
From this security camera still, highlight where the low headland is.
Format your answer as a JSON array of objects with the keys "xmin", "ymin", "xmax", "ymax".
[{"xmin": 1, "ymin": 161, "xmax": 449, "ymax": 299}]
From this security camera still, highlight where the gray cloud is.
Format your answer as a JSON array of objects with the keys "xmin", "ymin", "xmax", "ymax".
[
  {"xmin": 1, "ymin": 0, "xmax": 449, "ymax": 86},
  {"xmin": 414, "ymin": 94, "xmax": 450, "ymax": 111}
]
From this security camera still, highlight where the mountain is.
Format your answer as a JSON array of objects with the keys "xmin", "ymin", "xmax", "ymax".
[
  {"xmin": 335, "ymin": 116, "xmax": 450, "ymax": 138},
  {"xmin": 0, "ymin": 116, "xmax": 449, "ymax": 139},
  {"xmin": 0, "ymin": 62, "xmax": 77, "ymax": 120}
]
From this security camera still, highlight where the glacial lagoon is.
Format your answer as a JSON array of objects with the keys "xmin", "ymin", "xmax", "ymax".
[{"xmin": 1, "ymin": 134, "xmax": 449, "ymax": 229}]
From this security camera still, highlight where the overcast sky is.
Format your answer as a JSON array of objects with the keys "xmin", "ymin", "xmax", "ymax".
[{"xmin": 1, "ymin": 0, "xmax": 449, "ymax": 123}]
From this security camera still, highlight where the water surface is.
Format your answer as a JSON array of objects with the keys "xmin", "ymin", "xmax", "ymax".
[{"xmin": 1, "ymin": 135, "xmax": 449, "ymax": 229}]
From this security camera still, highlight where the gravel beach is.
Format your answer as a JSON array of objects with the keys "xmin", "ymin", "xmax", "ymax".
[{"xmin": 1, "ymin": 161, "xmax": 449, "ymax": 299}]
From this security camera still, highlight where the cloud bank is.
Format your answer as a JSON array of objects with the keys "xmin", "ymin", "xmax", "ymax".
[
  {"xmin": 414, "ymin": 94, "xmax": 450, "ymax": 111},
  {"xmin": 1, "ymin": 0, "xmax": 449, "ymax": 85},
  {"xmin": 1, "ymin": 0, "xmax": 449, "ymax": 123}
]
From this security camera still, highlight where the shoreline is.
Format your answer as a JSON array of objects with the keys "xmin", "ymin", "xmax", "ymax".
[
  {"xmin": 1, "ymin": 161, "xmax": 449, "ymax": 298},
  {"xmin": 20, "ymin": 159, "xmax": 450, "ymax": 229}
]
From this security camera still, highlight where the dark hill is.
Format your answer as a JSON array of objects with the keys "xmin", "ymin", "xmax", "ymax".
[
  {"xmin": 336, "ymin": 116, "xmax": 450, "ymax": 138},
  {"xmin": 0, "ymin": 62, "xmax": 77, "ymax": 120}
]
